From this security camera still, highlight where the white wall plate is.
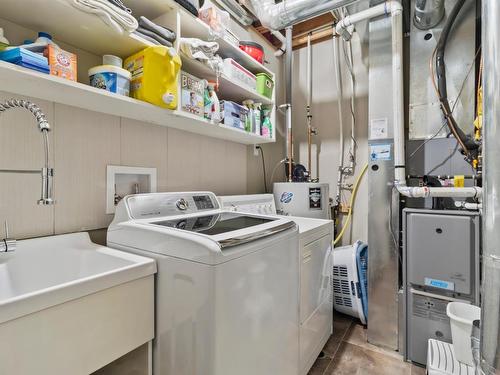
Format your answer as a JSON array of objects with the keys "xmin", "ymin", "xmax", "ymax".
[{"xmin": 106, "ymin": 166, "xmax": 157, "ymax": 214}]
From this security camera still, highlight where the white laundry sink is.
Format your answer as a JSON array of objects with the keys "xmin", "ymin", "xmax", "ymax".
[{"xmin": 0, "ymin": 232, "xmax": 157, "ymax": 375}]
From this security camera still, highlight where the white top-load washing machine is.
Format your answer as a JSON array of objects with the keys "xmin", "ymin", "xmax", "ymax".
[
  {"xmin": 107, "ymin": 192, "xmax": 300, "ymax": 375},
  {"xmin": 218, "ymin": 194, "xmax": 333, "ymax": 375}
]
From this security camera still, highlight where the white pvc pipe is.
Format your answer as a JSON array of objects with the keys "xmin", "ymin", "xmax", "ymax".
[
  {"xmin": 333, "ymin": 34, "xmax": 345, "ymax": 205},
  {"xmin": 270, "ymin": 29, "xmax": 286, "ymax": 57},
  {"xmin": 454, "ymin": 201, "xmax": 482, "ymax": 210},
  {"xmin": 336, "ymin": 1, "xmax": 483, "ymax": 200},
  {"xmin": 397, "ymin": 186, "xmax": 482, "ymax": 199}
]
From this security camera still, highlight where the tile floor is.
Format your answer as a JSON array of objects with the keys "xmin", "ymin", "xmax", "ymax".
[{"xmin": 309, "ymin": 313, "xmax": 426, "ymax": 375}]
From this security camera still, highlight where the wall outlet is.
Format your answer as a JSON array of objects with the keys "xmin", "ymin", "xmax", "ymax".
[{"xmin": 253, "ymin": 145, "xmax": 260, "ymax": 156}]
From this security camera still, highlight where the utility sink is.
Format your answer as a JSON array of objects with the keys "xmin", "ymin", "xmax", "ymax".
[{"xmin": 0, "ymin": 232, "xmax": 157, "ymax": 375}]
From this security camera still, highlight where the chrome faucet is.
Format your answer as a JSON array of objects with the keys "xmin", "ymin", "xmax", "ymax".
[
  {"xmin": 0, "ymin": 99, "xmax": 55, "ymax": 205},
  {"xmin": 0, "ymin": 99, "xmax": 55, "ymax": 252},
  {"xmin": 1, "ymin": 221, "xmax": 16, "ymax": 253}
]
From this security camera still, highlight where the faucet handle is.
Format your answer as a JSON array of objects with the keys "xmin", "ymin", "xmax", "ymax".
[{"xmin": 2, "ymin": 221, "xmax": 16, "ymax": 253}]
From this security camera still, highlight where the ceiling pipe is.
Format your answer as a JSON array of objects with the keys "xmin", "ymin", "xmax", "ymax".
[
  {"xmin": 270, "ymin": 29, "xmax": 286, "ymax": 57},
  {"xmin": 335, "ymin": 0, "xmax": 482, "ymax": 200},
  {"xmin": 247, "ymin": 0, "xmax": 359, "ymax": 31},
  {"xmin": 333, "ymin": 33, "xmax": 345, "ymax": 206}
]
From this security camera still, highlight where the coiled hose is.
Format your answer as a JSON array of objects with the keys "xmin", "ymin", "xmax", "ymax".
[
  {"xmin": 0, "ymin": 99, "xmax": 51, "ymax": 169},
  {"xmin": 0, "ymin": 99, "xmax": 50, "ymax": 131},
  {"xmin": 333, "ymin": 163, "xmax": 368, "ymax": 246}
]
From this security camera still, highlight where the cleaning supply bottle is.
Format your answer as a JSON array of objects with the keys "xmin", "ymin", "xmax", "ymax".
[
  {"xmin": 0, "ymin": 28, "xmax": 9, "ymax": 50},
  {"xmin": 253, "ymin": 102, "xmax": 262, "ymax": 135},
  {"xmin": 203, "ymin": 81, "xmax": 211, "ymax": 120},
  {"xmin": 125, "ymin": 46, "xmax": 182, "ymax": 110},
  {"xmin": 242, "ymin": 99, "xmax": 254, "ymax": 133},
  {"xmin": 208, "ymin": 83, "xmax": 221, "ymax": 123},
  {"xmin": 13, "ymin": 32, "xmax": 58, "ymax": 53},
  {"xmin": 261, "ymin": 108, "xmax": 273, "ymax": 138}
]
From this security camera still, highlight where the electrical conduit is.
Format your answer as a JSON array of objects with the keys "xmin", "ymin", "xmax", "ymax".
[{"xmin": 335, "ymin": 1, "xmax": 482, "ymax": 200}]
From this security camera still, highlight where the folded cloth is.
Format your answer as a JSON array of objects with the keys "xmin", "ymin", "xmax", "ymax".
[
  {"xmin": 179, "ymin": 37, "xmax": 219, "ymax": 61},
  {"xmin": 107, "ymin": 0, "xmax": 131, "ymax": 13},
  {"xmin": 139, "ymin": 16, "xmax": 176, "ymax": 43},
  {"xmin": 68, "ymin": 0, "xmax": 138, "ymax": 33},
  {"xmin": 133, "ymin": 31, "xmax": 161, "ymax": 45},
  {"xmin": 175, "ymin": 0, "xmax": 198, "ymax": 16},
  {"xmin": 136, "ymin": 26, "xmax": 173, "ymax": 47}
]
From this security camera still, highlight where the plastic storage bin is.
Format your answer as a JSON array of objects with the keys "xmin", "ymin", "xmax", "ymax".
[
  {"xmin": 332, "ymin": 241, "xmax": 368, "ymax": 324},
  {"xmin": 446, "ymin": 302, "xmax": 481, "ymax": 366},
  {"xmin": 124, "ymin": 46, "xmax": 182, "ymax": 109},
  {"xmin": 223, "ymin": 58, "xmax": 256, "ymax": 90},
  {"xmin": 256, "ymin": 72, "xmax": 274, "ymax": 99}
]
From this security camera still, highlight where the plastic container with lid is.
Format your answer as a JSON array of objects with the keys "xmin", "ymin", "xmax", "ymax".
[
  {"xmin": 256, "ymin": 72, "xmax": 274, "ymax": 99},
  {"xmin": 239, "ymin": 41, "xmax": 264, "ymax": 64},
  {"xmin": 124, "ymin": 46, "xmax": 182, "ymax": 109},
  {"xmin": 89, "ymin": 65, "xmax": 131, "ymax": 96}
]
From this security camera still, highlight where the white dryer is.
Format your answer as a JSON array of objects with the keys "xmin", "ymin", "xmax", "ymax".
[
  {"xmin": 218, "ymin": 194, "xmax": 334, "ymax": 375},
  {"xmin": 108, "ymin": 192, "xmax": 299, "ymax": 375}
]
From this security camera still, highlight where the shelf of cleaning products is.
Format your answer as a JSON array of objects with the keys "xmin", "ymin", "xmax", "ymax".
[
  {"xmin": 124, "ymin": 0, "xmax": 274, "ymax": 77},
  {"xmin": 181, "ymin": 56, "xmax": 274, "ymax": 105},
  {"xmin": 0, "ymin": 0, "xmax": 152, "ymax": 58},
  {"xmin": 0, "ymin": 61, "xmax": 275, "ymax": 145}
]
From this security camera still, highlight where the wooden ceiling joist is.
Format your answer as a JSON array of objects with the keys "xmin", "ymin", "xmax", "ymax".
[{"xmin": 252, "ymin": 12, "xmax": 338, "ymax": 51}]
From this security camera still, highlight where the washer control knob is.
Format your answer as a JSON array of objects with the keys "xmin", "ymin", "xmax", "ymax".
[{"xmin": 176, "ymin": 198, "xmax": 189, "ymax": 211}]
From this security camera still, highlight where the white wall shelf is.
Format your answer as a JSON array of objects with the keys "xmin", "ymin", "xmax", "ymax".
[
  {"xmin": 125, "ymin": 0, "xmax": 274, "ymax": 76},
  {"xmin": 0, "ymin": 0, "xmax": 152, "ymax": 58},
  {"xmin": 0, "ymin": 61, "xmax": 275, "ymax": 145},
  {"xmin": 0, "ymin": 0, "xmax": 277, "ymax": 144},
  {"xmin": 181, "ymin": 56, "xmax": 274, "ymax": 105}
]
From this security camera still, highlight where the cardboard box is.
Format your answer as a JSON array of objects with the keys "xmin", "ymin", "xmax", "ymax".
[{"xmin": 180, "ymin": 71, "xmax": 205, "ymax": 117}]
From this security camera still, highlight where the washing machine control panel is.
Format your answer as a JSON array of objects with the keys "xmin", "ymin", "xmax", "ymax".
[{"xmin": 125, "ymin": 192, "xmax": 219, "ymax": 219}]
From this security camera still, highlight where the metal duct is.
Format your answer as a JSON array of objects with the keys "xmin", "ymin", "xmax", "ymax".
[
  {"xmin": 248, "ymin": 0, "xmax": 360, "ymax": 30},
  {"xmin": 414, "ymin": 0, "xmax": 445, "ymax": 30},
  {"xmin": 480, "ymin": 1, "xmax": 500, "ymax": 374},
  {"xmin": 212, "ymin": 0, "xmax": 255, "ymax": 26}
]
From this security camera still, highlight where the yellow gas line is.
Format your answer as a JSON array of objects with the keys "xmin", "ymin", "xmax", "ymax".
[{"xmin": 333, "ymin": 163, "xmax": 368, "ymax": 246}]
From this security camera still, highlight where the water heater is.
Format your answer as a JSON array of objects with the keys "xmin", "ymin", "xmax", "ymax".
[{"xmin": 273, "ymin": 182, "xmax": 330, "ymax": 219}]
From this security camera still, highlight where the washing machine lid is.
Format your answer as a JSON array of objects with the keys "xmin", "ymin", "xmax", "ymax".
[
  {"xmin": 149, "ymin": 212, "xmax": 294, "ymax": 249},
  {"xmin": 109, "ymin": 192, "xmax": 297, "ymax": 256},
  {"xmin": 152, "ymin": 212, "xmax": 273, "ymax": 235}
]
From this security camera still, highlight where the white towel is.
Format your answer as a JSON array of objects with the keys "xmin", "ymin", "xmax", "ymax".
[
  {"xmin": 179, "ymin": 37, "xmax": 219, "ymax": 61},
  {"xmin": 68, "ymin": 0, "xmax": 138, "ymax": 34}
]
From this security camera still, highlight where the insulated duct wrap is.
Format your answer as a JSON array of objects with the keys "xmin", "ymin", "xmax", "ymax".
[{"xmin": 248, "ymin": 0, "xmax": 359, "ymax": 30}]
